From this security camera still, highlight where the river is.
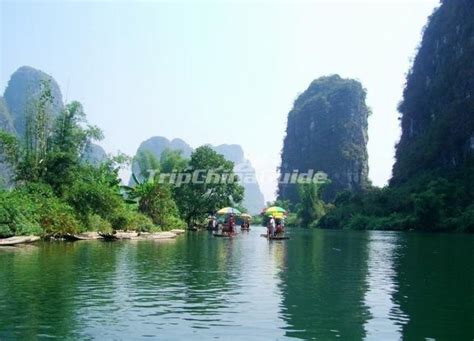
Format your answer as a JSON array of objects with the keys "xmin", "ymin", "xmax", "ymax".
[{"xmin": 0, "ymin": 228, "xmax": 473, "ymax": 340}]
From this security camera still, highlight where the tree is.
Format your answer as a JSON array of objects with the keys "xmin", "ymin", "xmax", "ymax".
[
  {"xmin": 133, "ymin": 149, "xmax": 161, "ymax": 182},
  {"xmin": 297, "ymin": 182, "xmax": 328, "ymax": 227},
  {"xmin": 44, "ymin": 101, "xmax": 103, "ymax": 195},
  {"xmin": 125, "ymin": 151, "xmax": 187, "ymax": 230},
  {"xmin": 174, "ymin": 146, "xmax": 244, "ymax": 225},
  {"xmin": 160, "ymin": 149, "xmax": 187, "ymax": 174}
]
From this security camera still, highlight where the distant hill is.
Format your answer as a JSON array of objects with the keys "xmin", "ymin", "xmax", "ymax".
[
  {"xmin": 0, "ymin": 66, "xmax": 107, "ymax": 185},
  {"xmin": 130, "ymin": 137, "xmax": 265, "ymax": 214},
  {"xmin": 3, "ymin": 66, "xmax": 64, "ymax": 138},
  {"xmin": 211, "ymin": 144, "xmax": 265, "ymax": 215}
]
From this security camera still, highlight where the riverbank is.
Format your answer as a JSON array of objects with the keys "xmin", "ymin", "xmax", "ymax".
[{"xmin": 0, "ymin": 229, "xmax": 186, "ymax": 246}]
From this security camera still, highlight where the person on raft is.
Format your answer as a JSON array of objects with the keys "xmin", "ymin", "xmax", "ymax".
[
  {"xmin": 275, "ymin": 217, "xmax": 284, "ymax": 236},
  {"xmin": 228, "ymin": 213, "xmax": 236, "ymax": 234},
  {"xmin": 267, "ymin": 215, "xmax": 276, "ymax": 237},
  {"xmin": 207, "ymin": 215, "xmax": 217, "ymax": 230},
  {"xmin": 222, "ymin": 213, "xmax": 236, "ymax": 235}
]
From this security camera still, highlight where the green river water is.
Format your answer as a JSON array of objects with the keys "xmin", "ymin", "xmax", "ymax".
[{"xmin": 0, "ymin": 228, "xmax": 473, "ymax": 340}]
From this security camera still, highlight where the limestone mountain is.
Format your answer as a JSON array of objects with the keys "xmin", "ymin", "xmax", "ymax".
[
  {"xmin": 83, "ymin": 143, "xmax": 108, "ymax": 166},
  {"xmin": 1, "ymin": 66, "xmax": 107, "ymax": 175},
  {"xmin": 0, "ymin": 97, "xmax": 15, "ymax": 186},
  {"xmin": 130, "ymin": 137, "xmax": 265, "ymax": 214},
  {"xmin": 0, "ymin": 97, "xmax": 15, "ymax": 134},
  {"xmin": 3, "ymin": 66, "xmax": 64, "ymax": 137},
  {"xmin": 278, "ymin": 75, "xmax": 370, "ymax": 203},
  {"xmin": 130, "ymin": 137, "xmax": 193, "ymax": 181},
  {"xmin": 391, "ymin": 0, "xmax": 474, "ymax": 184}
]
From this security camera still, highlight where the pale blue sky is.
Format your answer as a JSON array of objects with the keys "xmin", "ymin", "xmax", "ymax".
[{"xmin": 1, "ymin": 0, "xmax": 439, "ymax": 201}]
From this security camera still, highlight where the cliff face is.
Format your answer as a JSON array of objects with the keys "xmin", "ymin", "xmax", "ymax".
[
  {"xmin": 0, "ymin": 97, "xmax": 15, "ymax": 186},
  {"xmin": 392, "ymin": 0, "xmax": 474, "ymax": 184},
  {"xmin": 131, "ymin": 137, "xmax": 265, "ymax": 214},
  {"xmin": 0, "ymin": 97, "xmax": 15, "ymax": 134},
  {"xmin": 278, "ymin": 75, "xmax": 370, "ymax": 203},
  {"xmin": 4, "ymin": 66, "xmax": 64, "ymax": 137}
]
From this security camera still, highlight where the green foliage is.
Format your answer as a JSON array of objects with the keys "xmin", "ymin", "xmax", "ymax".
[
  {"xmin": 109, "ymin": 207, "xmax": 156, "ymax": 232},
  {"xmin": 0, "ymin": 183, "xmax": 79, "ymax": 237},
  {"xmin": 129, "ymin": 181, "xmax": 184, "ymax": 230},
  {"xmin": 318, "ymin": 170, "xmax": 474, "ymax": 232},
  {"xmin": 0, "ymin": 80, "xmax": 164, "ymax": 236},
  {"xmin": 133, "ymin": 149, "xmax": 161, "ymax": 181},
  {"xmin": 86, "ymin": 214, "xmax": 113, "ymax": 233},
  {"xmin": 173, "ymin": 146, "xmax": 244, "ymax": 226},
  {"xmin": 297, "ymin": 182, "xmax": 328, "ymax": 227},
  {"xmin": 65, "ymin": 165, "xmax": 124, "ymax": 226},
  {"xmin": 285, "ymin": 213, "xmax": 300, "ymax": 227},
  {"xmin": 126, "ymin": 149, "xmax": 188, "ymax": 230},
  {"xmin": 160, "ymin": 149, "xmax": 187, "ymax": 174}
]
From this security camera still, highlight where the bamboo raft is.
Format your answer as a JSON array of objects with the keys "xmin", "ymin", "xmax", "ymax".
[
  {"xmin": 213, "ymin": 233, "xmax": 237, "ymax": 238},
  {"xmin": 260, "ymin": 234, "xmax": 290, "ymax": 240}
]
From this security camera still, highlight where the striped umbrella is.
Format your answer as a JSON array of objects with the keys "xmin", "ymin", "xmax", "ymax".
[{"xmin": 217, "ymin": 207, "xmax": 242, "ymax": 215}]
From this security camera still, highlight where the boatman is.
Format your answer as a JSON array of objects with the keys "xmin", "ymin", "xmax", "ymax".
[
  {"xmin": 229, "ymin": 214, "xmax": 236, "ymax": 234},
  {"xmin": 267, "ymin": 215, "xmax": 275, "ymax": 237}
]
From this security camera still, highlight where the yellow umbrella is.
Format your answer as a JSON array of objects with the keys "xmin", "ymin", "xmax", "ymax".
[
  {"xmin": 265, "ymin": 206, "xmax": 287, "ymax": 215},
  {"xmin": 241, "ymin": 213, "xmax": 252, "ymax": 220},
  {"xmin": 268, "ymin": 212, "xmax": 285, "ymax": 219},
  {"xmin": 217, "ymin": 207, "xmax": 241, "ymax": 215}
]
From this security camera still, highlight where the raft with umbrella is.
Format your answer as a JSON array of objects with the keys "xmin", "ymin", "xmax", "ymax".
[
  {"xmin": 240, "ymin": 213, "xmax": 252, "ymax": 230},
  {"xmin": 214, "ymin": 207, "xmax": 240, "ymax": 237},
  {"xmin": 263, "ymin": 206, "xmax": 288, "ymax": 239}
]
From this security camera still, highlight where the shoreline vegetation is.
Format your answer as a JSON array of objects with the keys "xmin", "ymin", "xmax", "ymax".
[{"xmin": 0, "ymin": 70, "xmax": 245, "ymax": 242}]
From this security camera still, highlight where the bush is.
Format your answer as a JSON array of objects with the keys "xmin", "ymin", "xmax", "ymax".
[
  {"xmin": 0, "ymin": 183, "xmax": 79, "ymax": 237},
  {"xmin": 285, "ymin": 213, "xmax": 300, "ymax": 227},
  {"xmin": 317, "ymin": 170, "xmax": 474, "ymax": 232},
  {"xmin": 109, "ymin": 207, "xmax": 156, "ymax": 232},
  {"xmin": 160, "ymin": 215, "xmax": 186, "ymax": 231},
  {"xmin": 86, "ymin": 214, "xmax": 113, "ymax": 233}
]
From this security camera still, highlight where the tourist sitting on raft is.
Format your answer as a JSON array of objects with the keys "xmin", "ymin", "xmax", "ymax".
[
  {"xmin": 275, "ymin": 217, "xmax": 285, "ymax": 236},
  {"xmin": 222, "ymin": 213, "xmax": 236, "ymax": 235},
  {"xmin": 241, "ymin": 216, "xmax": 250, "ymax": 230}
]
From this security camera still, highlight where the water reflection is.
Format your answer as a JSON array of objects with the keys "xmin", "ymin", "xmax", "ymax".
[
  {"xmin": 392, "ymin": 233, "xmax": 474, "ymax": 340},
  {"xmin": 279, "ymin": 230, "xmax": 371, "ymax": 339},
  {"xmin": 363, "ymin": 232, "xmax": 407, "ymax": 340},
  {"xmin": 0, "ymin": 230, "xmax": 473, "ymax": 339}
]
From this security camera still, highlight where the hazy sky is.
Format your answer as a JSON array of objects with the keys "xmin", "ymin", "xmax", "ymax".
[{"xmin": 1, "ymin": 0, "xmax": 439, "ymax": 202}]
